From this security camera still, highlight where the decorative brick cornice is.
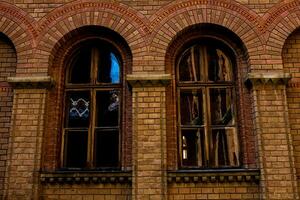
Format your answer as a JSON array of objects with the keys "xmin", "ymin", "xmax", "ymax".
[
  {"xmin": 127, "ymin": 74, "xmax": 171, "ymax": 87},
  {"xmin": 7, "ymin": 76, "xmax": 53, "ymax": 89},
  {"xmin": 40, "ymin": 171, "xmax": 132, "ymax": 184},
  {"xmin": 167, "ymin": 169, "xmax": 260, "ymax": 184},
  {"xmin": 0, "ymin": 82, "xmax": 12, "ymax": 92},
  {"xmin": 245, "ymin": 72, "xmax": 291, "ymax": 88}
]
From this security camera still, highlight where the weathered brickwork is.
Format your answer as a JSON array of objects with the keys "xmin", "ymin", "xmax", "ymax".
[
  {"xmin": 252, "ymin": 84, "xmax": 298, "ymax": 199},
  {"xmin": 168, "ymin": 182, "xmax": 259, "ymax": 200},
  {"xmin": 5, "ymin": 89, "xmax": 46, "ymax": 199},
  {"xmin": 283, "ymin": 28, "xmax": 300, "ymax": 195},
  {"xmin": 41, "ymin": 183, "xmax": 131, "ymax": 200},
  {"xmin": 0, "ymin": 34, "xmax": 16, "ymax": 199},
  {"xmin": 132, "ymin": 86, "xmax": 167, "ymax": 200},
  {"xmin": 1, "ymin": 0, "xmax": 300, "ymax": 199}
]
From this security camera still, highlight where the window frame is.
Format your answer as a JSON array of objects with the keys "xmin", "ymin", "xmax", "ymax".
[
  {"xmin": 61, "ymin": 39, "xmax": 123, "ymax": 170},
  {"xmin": 176, "ymin": 39, "xmax": 241, "ymax": 169}
]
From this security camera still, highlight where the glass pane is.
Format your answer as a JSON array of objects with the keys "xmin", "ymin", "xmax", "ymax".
[
  {"xmin": 69, "ymin": 48, "xmax": 91, "ymax": 83},
  {"xmin": 96, "ymin": 90, "xmax": 120, "ymax": 127},
  {"xmin": 66, "ymin": 91, "xmax": 90, "ymax": 128},
  {"xmin": 210, "ymin": 88, "xmax": 235, "ymax": 126},
  {"xmin": 181, "ymin": 129, "xmax": 205, "ymax": 167},
  {"xmin": 180, "ymin": 90, "xmax": 203, "ymax": 125},
  {"xmin": 95, "ymin": 130, "xmax": 119, "ymax": 167},
  {"xmin": 210, "ymin": 128, "xmax": 240, "ymax": 167},
  {"xmin": 207, "ymin": 48, "xmax": 232, "ymax": 82},
  {"xmin": 179, "ymin": 46, "xmax": 203, "ymax": 82},
  {"xmin": 98, "ymin": 50, "xmax": 120, "ymax": 83},
  {"xmin": 64, "ymin": 130, "xmax": 88, "ymax": 168}
]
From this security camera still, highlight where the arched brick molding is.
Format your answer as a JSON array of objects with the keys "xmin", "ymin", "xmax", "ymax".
[
  {"xmin": 35, "ymin": 1, "xmax": 149, "ymax": 74},
  {"xmin": 265, "ymin": 1, "xmax": 300, "ymax": 66},
  {"xmin": 148, "ymin": 0, "xmax": 264, "ymax": 72},
  {"xmin": 0, "ymin": 2, "xmax": 36, "ymax": 76}
]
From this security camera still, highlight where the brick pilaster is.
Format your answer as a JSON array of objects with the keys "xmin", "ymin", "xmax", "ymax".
[
  {"xmin": 128, "ymin": 74, "xmax": 170, "ymax": 200},
  {"xmin": 247, "ymin": 72, "xmax": 299, "ymax": 199},
  {"xmin": 4, "ymin": 77, "xmax": 52, "ymax": 200}
]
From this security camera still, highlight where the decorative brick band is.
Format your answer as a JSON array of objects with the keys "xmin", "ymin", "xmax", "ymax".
[
  {"xmin": 167, "ymin": 169, "xmax": 260, "ymax": 183},
  {"xmin": 126, "ymin": 74, "xmax": 171, "ymax": 87},
  {"xmin": 7, "ymin": 76, "xmax": 53, "ymax": 89},
  {"xmin": 0, "ymin": 82, "xmax": 12, "ymax": 92},
  {"xmin": 245, "ymin": 72, "xmax": 291, "ymax": 88},
  {"xmin": 40, "ymin": 171, "xmax": 132, "ymax": 184}
]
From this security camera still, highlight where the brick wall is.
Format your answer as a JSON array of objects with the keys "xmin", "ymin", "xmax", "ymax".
[
  {"xmin": 1, "ymin": 0, "xmax": 300, "ymax": 199},
  {"xmin": 283, "ymin": 28, "xmax": 300, "ymax": 194},
  {"xmin": 168, "ymin": 182, "xmax": 259, "ymax": 200},
  {"xmin": 41, "ymin": 183, "xmax": 131, "ymax": 200},
  {"xmin": 0, "ymin": 34, "xmax": 16, "ymax": 199}
]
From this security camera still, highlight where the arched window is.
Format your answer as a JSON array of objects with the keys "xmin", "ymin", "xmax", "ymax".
[
  {"xmin": 176, "ymin": 39, "xmax": 240, "ymax": 168},
  {"xmin": 63, "ymin": 39, "xmax": 122, "ymax": 169}
]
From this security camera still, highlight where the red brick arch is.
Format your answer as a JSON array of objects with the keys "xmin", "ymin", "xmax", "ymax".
[
  {"xmin": 0, "ymin": 2, "xmax": 36, "ymax": 74},
  {"xmin": 147, "ymin": 0, "xmax": 264, "ymax": 71},
  {"xmin": 264, "ymin": 1, "xmax": 300, "ymax": 57},
  {"xmin": 36, "ymin": 1, "xmax": 149, "ymax": 73}
]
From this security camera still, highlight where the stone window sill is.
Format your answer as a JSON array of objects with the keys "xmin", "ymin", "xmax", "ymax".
[
  {"xmin": 40, "ymin": 170, "xmax": 132, "ymax": 184},
  {"xmin": 167, "ymin": 168, "xmax": 260, "ymax": 183}
]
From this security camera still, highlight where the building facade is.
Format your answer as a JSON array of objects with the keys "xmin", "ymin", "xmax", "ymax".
[{"xmin": 0, "ymin": 0, "xmax": 300, "ymax": 199}]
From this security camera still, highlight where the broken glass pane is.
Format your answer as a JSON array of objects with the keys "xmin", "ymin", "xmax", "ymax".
[
  {"xmin": 182, "ymin": 129, "xmax": 205, "ymax": 167},
  {"xmin": 207, "ymin": 48, "xmax": 232, "ymax": 82},
  {"xmin": 96, "ymin": 90, "xmax": 120, "ymax": 127},
  {"xmin": 68, "ymin": 48, "xmax": 91, "ymax": 84},
  {"xmin": 210, "ymin": 128, "xmax": 239, "ymax": 167},
  {"xmin": 179, "ymin": 46, "xmax": 203, "ymax": 82},
  {"xmin": 95, "ymin": 130, "xmax": 119, "ymax": 167},
  {"xmin": 210, "ymin": 88, "xmax": 234, "ymax": 126},
  {"xmin": 67, "ymin": 91, "xmax": 90, "ymax": 128},
  {"xmin": 180, "ymin": 90, "xmax": 203, "ymax": 125},
  {"xmin": 64, "ymin": 130, "xmax": 88, "ymax": 168}
]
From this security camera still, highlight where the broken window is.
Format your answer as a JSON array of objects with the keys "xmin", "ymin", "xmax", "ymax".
[
  {"xmin": 63, "ymin": 40, "xmax": 122, "ymax": 169},
  {"xmin": 177, "ymin": 41, "xmax": 240, "ymax": 168}
]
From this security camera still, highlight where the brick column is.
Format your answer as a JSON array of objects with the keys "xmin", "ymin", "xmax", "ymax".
[
  {"xmin": 127, "ymin": 74, "xmax": 170, "ymax": 200},
  {"xmin": 4, "ymin": 77, "xmax": 52, "ymax": 200},
  {"xmin": 247, "ymin": 72, "xmax": 299, "ymax": 199}
]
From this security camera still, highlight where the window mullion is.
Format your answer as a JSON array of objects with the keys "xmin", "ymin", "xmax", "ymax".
[
  {"xmin": 88, "ymin": 48, "xmax": 98, "ymax": 168},
  {"xmin": 177, "ymin": 87, "xmax": 184, "ymax": 168},
  {"xmin": 202, "ymin": 46, "xmax": 211, "ymax": 167}
]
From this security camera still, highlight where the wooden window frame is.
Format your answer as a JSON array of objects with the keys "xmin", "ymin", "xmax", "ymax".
[
  {"xmin": 61, "ymin": 42, "xmax": 122, "ymax": 170},
  {"xmin": 177, "ymin": 42, "xmax": 240, "ymax": 169}
]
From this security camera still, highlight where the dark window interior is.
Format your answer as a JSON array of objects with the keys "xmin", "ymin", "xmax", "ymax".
[
  {"xmin": 63, "ymin": 39, "xmax": 121, "ymax": 169},
  {"xmin": 177, "ymin": 40, "xmax": 240, "ymax": 169}
]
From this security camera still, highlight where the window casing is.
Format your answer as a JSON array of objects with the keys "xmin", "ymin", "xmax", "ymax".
[
  {"xmin": 177, "ymin": 40, "xmax": 240, "ymax": 169},
  {"xmin": 62, "ymin": 40, "xmax": 122, "ymax": 169}
]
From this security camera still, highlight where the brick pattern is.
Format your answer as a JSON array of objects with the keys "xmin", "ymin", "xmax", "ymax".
[
  {"xmin": 1, "ymin": 0, "xmax": 300, "ymax": 199},
  {"xmin": 41, "ymin": 184, "xmax": 131, "ymax": 200},
  {"xmin": 283, "ymin": 28, "xmax": 300, "ymax": 193},
  {"xmin": 5, "ymin": 90, "xmax": 46, "ymax": 199},
  {"xmin": 132, "ymin": 87, "xmax": 167, "ymax": 200},
  {"xmin": 252, "ymin": 85, "xmax": 298, "ymax": 199},
  {"xmin": 0, "ymin": 34, "xmax": 16, "ymax": 199},
  {"xmin": 168, "ymin": 182, "xmax": 259, "ymax": 200}
]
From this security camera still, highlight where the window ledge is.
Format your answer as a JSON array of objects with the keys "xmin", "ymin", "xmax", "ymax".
[
  {"xmin": 40, "ymin": 171, "xmax": 132, "ymax": 184},
  {"xmin": 167, "ymin": 169, "xmax": 260, "ymax": 183}
]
